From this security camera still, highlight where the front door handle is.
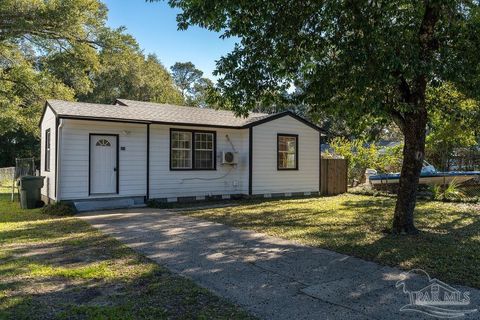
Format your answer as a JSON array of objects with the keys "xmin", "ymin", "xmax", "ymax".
[{"xmin": 113, "ymin": 167, "xmax": 117, "ymax": 172}]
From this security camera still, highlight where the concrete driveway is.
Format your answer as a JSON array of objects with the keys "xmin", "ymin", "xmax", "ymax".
[{"xmin": 79, "ymin": 208, "xmax": 480, "ymax": 320}]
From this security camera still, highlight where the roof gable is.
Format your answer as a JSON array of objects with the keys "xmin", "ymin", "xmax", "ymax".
[{"xmin": 244, "ymin": 111, "xmax": 325, "ymax": 133}]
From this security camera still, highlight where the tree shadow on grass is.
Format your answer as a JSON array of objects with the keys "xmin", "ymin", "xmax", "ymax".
[
  {"xmin": 334, "ymin": 206, "xmax": 480, "ymax": 287},
  {"xmin": 178, "ymin": 195, "xmax": 480, "ymax": 288},
  {"xmin": 0, "ymin": 216, "xmax": 253, "ymax": 320},
  {"xmin": 1, "ymin": 265, "xmax": 252, "ymax": 320}
]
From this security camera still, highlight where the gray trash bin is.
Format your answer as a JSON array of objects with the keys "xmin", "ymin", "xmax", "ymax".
[{"xmin": 18, "ymin": 176, "xmax": 45, "ymax": 209}]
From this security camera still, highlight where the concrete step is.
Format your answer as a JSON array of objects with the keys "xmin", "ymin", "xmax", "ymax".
[{"xmin": 74, "ymin": 198, "xmax": 141, "ymax": 212}]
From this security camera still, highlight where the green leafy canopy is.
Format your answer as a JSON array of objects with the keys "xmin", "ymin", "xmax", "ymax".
[
  {"xmin": 164, "ymin": 1, "xmax": 480, "ymax": 120},
  {"xmin": 0, "ymin": 0, "xmax": 184, "ymax": 165}
]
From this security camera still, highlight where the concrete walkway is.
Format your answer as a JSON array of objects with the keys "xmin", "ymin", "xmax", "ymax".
[{"xmin": 79, "ymin": 208, "xmax": 480, "ymax": 320}]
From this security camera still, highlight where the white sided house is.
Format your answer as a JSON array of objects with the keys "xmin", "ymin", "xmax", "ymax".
[{"xmin": 40, "ymin": 99, "xmax": 324, "ymax": 208}]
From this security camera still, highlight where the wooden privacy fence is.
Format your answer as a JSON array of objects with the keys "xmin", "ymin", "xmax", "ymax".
[{"xmin": 320, "ymin": 159, "xmax": 348, "ymax": 195}]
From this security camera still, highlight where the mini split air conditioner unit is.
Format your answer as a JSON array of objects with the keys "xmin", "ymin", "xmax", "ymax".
[{"xmin": 221, "ymin": 151, "xmax": 238, "ymax": 165}]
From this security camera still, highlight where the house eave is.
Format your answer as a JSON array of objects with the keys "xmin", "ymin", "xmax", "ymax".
[
  {"xmin": 57, "ymin": 115, "xmax": 247, "ymax": 129},
  {"xmin": 38, "ymin": 101, "xmax": 59, "ymax": 127}
]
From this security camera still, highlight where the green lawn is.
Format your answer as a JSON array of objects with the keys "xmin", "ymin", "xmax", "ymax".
[
  {"xmin": 0, "ymin": 192, "xmax": 252, "ymax": 320},
  {"xmin": 177, "ymin": 194, "xmax": 480, "ymax": 288}
]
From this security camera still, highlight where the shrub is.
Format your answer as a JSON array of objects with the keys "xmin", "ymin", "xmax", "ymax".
[
  {"xmin": 328, "ymin": 137, "xmax": 403, "ymax": 185},
  {"xmin": 41, "ymin": 202, "xmax": 76, "ymax": 216},
  {"xmin": 147, "ymin": 199, "xmax": 167, "ymax": 208},
  {"xmin": 430, "ymin": 179, "xmax": 467, "ymax": 201},
  {"xmin": 443, "ymin": 179, "xmax": 467, "ymax": 200},
  {"xmin": 430, "ymin": 184, "xmax": 443, "ymax": 200}
]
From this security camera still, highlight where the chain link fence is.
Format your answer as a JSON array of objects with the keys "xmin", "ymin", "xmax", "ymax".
[
  {"xmin": 0, "ymin": 167, "xmax": 15, "ymax": 189},
  {"xmin": 426, "ymin": 147, "xmax": 480, "ymax": 201},
  {"xmin": 351, "ymin": 147, "xmax": 480, "ymax": 202},
  {"xmin": 1, "ymin": 159, "xmax": 36, "ymax": 199}
]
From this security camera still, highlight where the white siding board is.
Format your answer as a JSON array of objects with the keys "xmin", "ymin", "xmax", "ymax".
[
  {"xmin": 252, "ymin": 115, "xmax": 319, "ymax": 194},
  {"xmin": 40, "ymin": 106, "xmax": 56, "ymax": 200},
  {"xmin": 52, "ymin": 113, "xmax": 318, "ymax": 201},
  {"xmin": 149, "ymin": 124, "xmax": 249, "ymax": 198},
  {"xmin": 59, "ymin": 120, "xmax": 147, "ymax": 200}
]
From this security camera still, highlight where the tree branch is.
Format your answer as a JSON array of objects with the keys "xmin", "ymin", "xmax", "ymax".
[
  {"xmin": 392, "ymin": 69, "xmax": 412, "ymax": 103},
  {"xmin": 413, "ymin": 1, "xmax": 442, "ymax": 98},
  {"xmin": 389, "ymin": 109, "xmax": 406, "ymax": 133}
]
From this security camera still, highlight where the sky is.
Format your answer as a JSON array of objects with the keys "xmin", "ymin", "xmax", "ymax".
[{"xmin": 102, "ymin": 0, "xmax": 237, "ymax": 81}]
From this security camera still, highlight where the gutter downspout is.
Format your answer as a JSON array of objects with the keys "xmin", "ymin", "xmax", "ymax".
[{"xmin": 55, "ymin": 119, "xmax": 64, "ymax": 201}]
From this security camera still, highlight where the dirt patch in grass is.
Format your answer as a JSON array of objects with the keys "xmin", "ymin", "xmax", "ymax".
[{"xmin": 0, "ymin": 193, "xmax": 253, "ymax": 320}]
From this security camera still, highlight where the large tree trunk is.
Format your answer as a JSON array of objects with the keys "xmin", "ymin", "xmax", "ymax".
[
  {"xmin": 390, "ymin": 2, "xmax": 441, "ymax": 234},
  {"xmin": 392, "ymin": 111, "xmax": 427, "ymax": 234}
]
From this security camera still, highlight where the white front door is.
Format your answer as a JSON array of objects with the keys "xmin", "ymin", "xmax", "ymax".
[{"xmin": 90, "ymin": 135, "xmax": 117, "ymax": 194}]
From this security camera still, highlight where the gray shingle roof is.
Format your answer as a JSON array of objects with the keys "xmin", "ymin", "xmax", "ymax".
[
  {"xmin": 45, "ymin": 99, "xmax": 325, "ymax": 133},
  {"xmin": 47, "ymin": 99, "xmax": 268, "ymax": 128}
]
